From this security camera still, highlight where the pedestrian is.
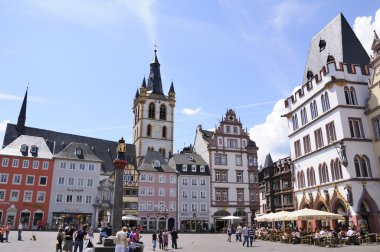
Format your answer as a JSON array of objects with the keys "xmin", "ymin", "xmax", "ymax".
[
  {"xmin": 17, "ymin": 222, "xmax": 23, "ymax": 241},
  {"xmin": 170, "ymin": 228, "xmax": 178, "ymax": 249},
  {"xmin": 5, "ymin": 222, "xmax": 11, "ymax": 242},
  {"xmin": 85, "ymin": 225, "xmax": 94, "ymax": 248},
  {"xmin": 226, "ymin": 225, "xmax": 232, "ymax": 242},
  {"xmin": 152, "ymin": 231, "xmax": 157, "ymax": 251},
  {"xmin": 73, "ymin": 224, "xmax": 87, "ymax": 252},
  {"xmin": 242, "ymin": 224, "xmax": 249, "ymax": 247},
  {"xmin": 56, "ymin": 227, "xmax": 64, "ymax": 252},
  {"xmin": 0, "ymin": 225, "xmax": 5, "ymax": 243},
  {"xmin": 114, "ymin": 226, "xmax": 128, "ymax": 252},
  {"xmin": 158, "ymin": 230, "xmax": 163, "ymax": 250},
  {"xmin": 236, "ymin": 224, "xmax": 242, "ymax": 242},
  {"xmin": 162, "ymin": 229, "xmax": 169, "ymax": 251},
  {"xmin": 63, "ymin": 223, "xmax": 74, "ymax": 252},
  {"xmin": 248, "ymin": 224, "xmax": 255, "ymax": 246}
]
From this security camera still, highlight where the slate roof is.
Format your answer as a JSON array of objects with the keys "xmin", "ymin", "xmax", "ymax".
[
  {"xmin": 147, "ymin": 50, "xmax": 164, "ymax": 95},
  {"xmin": 168, "ymin": 152, "xmax": 210, "ymax": 176},
  {"xmin": 263, "ymin": 153, "xmax": 273, "ymax": 168},
  {"xmin": 3, "ymin": 123, "xmax": 136, "ymax": 174},
  {"xmin": 137, "ymin": 151, "xmax": 177, "ymax": 173},
  {"xmin": 0, "ymin": 135, "xmax": 53, "ymax": 159},
  {"xmin": 200, "ymin": 129, "xmax": 214, "ymax": 143},
  {"xmin": 54, "ymin": 142, "xmax": 103, "ymax": 162},
  {"xmin": 302, "ymin": 13, "xmax": 369, "ymax": 84}
]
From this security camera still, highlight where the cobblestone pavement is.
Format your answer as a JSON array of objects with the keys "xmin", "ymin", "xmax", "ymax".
[{"xmin": 0, "ymin": 231, "xmax": 379, "ymax": 252}]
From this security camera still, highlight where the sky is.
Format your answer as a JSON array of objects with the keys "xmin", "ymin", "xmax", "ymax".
[{"xmin": 1, "ymin": 0, "xmax": 380, "ymax": 166}]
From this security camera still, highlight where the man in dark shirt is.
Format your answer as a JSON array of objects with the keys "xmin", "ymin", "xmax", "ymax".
[
  {"xmin": 73, "ymin": 225, "xmax": 87, "ymax": 252},
  {"xmin": 170, "ymin": 228, "xmax": 178, "ymax": 249},
  {"xmin": 63, "ymin": 223, "xmax": 74, "ymax": 252}
]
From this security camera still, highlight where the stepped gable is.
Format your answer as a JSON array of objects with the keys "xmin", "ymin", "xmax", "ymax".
[
  {"xmin": 3, "ymin": 123, "xmax": 136, "ymax": 174},
  {"xmin": 137, "ymin": 151, "xmax": 177, "ymax": 173},
  {"xmin": 284, "ymin": 61, "xmax": 370, "ymax": 108},
  {"xmin": 302, "ymin": 13, "xmax": 369, "ymax": 84}
]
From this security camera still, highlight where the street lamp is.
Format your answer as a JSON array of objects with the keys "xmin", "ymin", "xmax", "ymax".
[{"xmin": 334, "ymin": 140, "xmax": 348, "ymax": 167}]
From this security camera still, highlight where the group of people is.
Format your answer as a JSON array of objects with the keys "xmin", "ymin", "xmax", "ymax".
[
  {"xmin": 226, "ymin": 224, "xmax": 256, "ymax": 247},
  {"xmin": 55, "ymin": 223, "xmax": 94, "ymax": 252},
  {"xmin": 151, "ymin": 228, "xmax": 178, "ymax": 251},
  {"xmin": 114, "ymin": 226, "xmax": 144, "ymax": 252},
  {"xmin": 0, "ymin": 222, "xmax": 24, "ymax": 242}
]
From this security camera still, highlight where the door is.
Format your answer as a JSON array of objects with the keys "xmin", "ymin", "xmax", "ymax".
[
  {"xmin": 191, "ymin": 221, "xmax": 196, "ymax": 232},
  {"xmin": 6, "ymin": 214, "xmax": 15, "ymax": 229}
]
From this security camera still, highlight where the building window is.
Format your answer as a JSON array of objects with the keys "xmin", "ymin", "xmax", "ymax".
[
  {"xmin": 79, "ymin": 163, "xmax": 85, "ymax": 171},
  {"xmin": 148, "ymin": 103, "xmax": 155, "ymax": 118},
  {"xmin": 87, "ymin": 178, "xmax": 93, "ymax": 187},
  {"xmin": 10, "ymin": 190, "xmax": 19, "ymax": 201},
  {"xmin": 191, "ymin": 191, "xmax": 197, "ymax": 199},
  {"xmin": 68, "ymin": 177, "xmax": 75, "ymax": 186},
  {"xmin": 200, "ymin": 191, "xmax": 206, "ymax": 198},
  {"xmin": 222, "ymin": 190, "xmax": 228, "ymax": 201},
  {"xmin": 66, "ymin": 195, "xmax": 73, "ymax": 203},
  {"xmin": 37, "ymin": 191, "xmax": 46, "ymax": 203},
  {"xmin": 200, "ymin": 178, "xmax": 206, "ymax": 185},
  {"xmin": 182, "ymin": 190, "xmax": 188, "ymax": 199},
  {"xmin": 147, "ymin": 187, "xmax": 154, "ymax": 196},
  {"xmin": 318, "ymin": 163, "xmax": 330, "ymax": 184},
  {"xmin": 297, "ymin": 171, "xmax": 306, "ymax": 188},
  {"xmin": 22, "ymin": 160, "xmax": 29, "ymax": 168},
  {"xmin": 147, "ymin": 201, "xmax": 154, "ymax": 211},
  {"xmin": 294, "ymin": 140, "xmax": 302, "ymax": 158},
  {"xmin": 147, "ymin": 124, "xmax": 151, "ymax": 137},
  {"xmin": 86, "ymin": 196, "xmax": 92, "ymax": 204},
  {"xmin": 373, "ymin": 116, "xmax": 380, "ymax": 140},
  {"xmin": 200, "ymin": 203, "xmax": 206, "ymax": 212},
  {"xmin": 42, "ymin": 161, "xmax": 49, "ymax": 170},
  {"xmin": 0, "ymin": 190, "xmax": 5, "ymax": 201},
  {"xmin": 300, "ymin": 107, "xmax": 308, "ymax": 126},
  {"xmin": 310, "ymin": 100, "xmax": 318, "ymax": 119},
  {"xmin": 215, "ymin": 190, "xmax": 221, "ymax": 201},
  {"xmin": 88, "ymin": 164, "xmax": 95, "ymax": 171},
  {"xmin": 26, "ymin": 175, "xmax": 34, "ymax": 185},
  {"xmin": 0, "ymin": 173, "xmax": 8, "ymax": 184},
  {"xmin": 326, "ymin": 121, "xmax": 337, "ymax": 143},
  {"xmin": 12, "ymin": 159, "xmax": 19, "ymax": 168},
  {"xmin": 190, "ymin": 165, "xmax": 196, "ymax": 172},
  {"xmin": 148, "ymin": 174, "xmax": 154, "ymax": 182},
  {"xmin": 321, "ymin": 92, "xmax": 330, "ymax": 112},
  {"xmin": 292, "ymin": 114, "xmax": 299, "ymax": 130},
  {"xmin": 162, "ymin": 126, "xmax": 167, "ymax": 138},
  {"xmin": 221, "ymin": 171, "xmax": 227, "ymax": 182},
  {"xmin": 170, "ymin": 188, "xmax": 176, "ymax": 197},
  {"xmin": 237, "ymin": 189, "xmax": 244, "ymax": 202},
  {"xmin": 24, "ymin": 191, "xmax": 33, "ymax": 202},
  {"xmin": 200, "ymin": 165, "xmax": 205, "ymax": 172},
  {"xmin": 159, "ymin": 188, "xmax": 165, "ymax": 196},
  {"xmin": 182, "ymin": 203, "xmax": 188, "ymax": 212},
  {"xmin": 39, "ymin": 176, "xmax": 47, "ymax": 186},
  {"xmin": 139, "ymin": 201, "xmax": 146, "ymax": 211},
  {"xmin": 56, "ymin": 194, "xmax": 63, "ymax": 203},
  {"xmin": 344, "ymin": 87, "xmax": 358, "ymax": 105},
  {"xmin": 182, "ymin": 177, "xmax": 188, "ymax": 185},
  {"xmin": 227, "ymin": 139, "xmax": 238, "ymax": 148},
  {"xmin": 303, "ymin": 135, "xmax": 311, "ymax": 154},
  {"xmin": 226, "ymin": 126, "xmax": 231, "ymax": 133},
  {"xmin": 215, "ymin": 171, "xmax": 220, "ymax": 182},
  {"xmin": 214, "ymin": 153, "xmax": 227, "ymax": 165},
  {"xmin": 314, "ymin": 128, "xmax": 324, "ymax": 149},
  {"xmin": 331, "ymin": 158, "xmax": 343, "ymax": 181},
  {"xmin": 236, "ymin": 155, "xmax": 242, "ymax": 166},
  {"xmin": 191, "ymin": 178, "xmax": 197, "ymax": 185},
  {"xmin": 182, "ymin": 165, "xmax": 187, "ymax": 172},
  {"xmin": 140, "ymin": 174, "xmax": 146, "ymax": 181},
  {"xmin": 1, "ymin": 158, "xmax": 9, "ymax": 167},
  {"xmin": 349, "ymin": 118, "xmax": 364, "ymax": 138},
  {"xmin": 159, "ymin": 104, "xmax": 166, "ymax": 120},
  {"xmin": 140, "ymin": 188, "xmax": 146, "ymax": 195},
  {"xmin": 60, "ymin": 162, "xmax": 66, "ymax": 169},
  {"xmin": 58, "ymin": 177, "xmax": 65, "ymax": 185},
  {"xmin": 77, "ymin": 178, "xmax": 84, "ymax": 187},
  {"xmin": 159, "ymin": 174, "xmax": 166, "ymax": 183},
  {"xmin": 354, "ymin": 155, "xmax": 372, "ymax": 178},
  {"xmin": 307, "ymin": 167, "xmax": 316, "ymax": 187},
  {"xmin": 31, "ymin": 160, "xmax": 38, "ymax": 169},
  {"xmin": 236, "ymin": 171, "xmax": 243, "ymax": 183},
  {"xmin": 13, "ymin": 174, "xmax": 22, "ymax": 184},
  {"xmin": 69, "ymin": 163, "xmax": 76, "ymax": 170}
]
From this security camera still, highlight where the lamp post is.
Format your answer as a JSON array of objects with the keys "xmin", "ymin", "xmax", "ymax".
[{"xmin": 112, "ymin": 138, "xmax": 127, "ymax": 235}]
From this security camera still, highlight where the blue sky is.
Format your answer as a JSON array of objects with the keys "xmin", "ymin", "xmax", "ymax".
[{"xmin": 1, "ymin": 0, "xmax": 379, "ymax": 165}]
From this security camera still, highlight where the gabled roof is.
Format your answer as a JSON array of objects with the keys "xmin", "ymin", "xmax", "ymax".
[
  {"xmin": 0, "ymin": 135, "xmax": 53, "ymax": 159},
  {"xmin": 137, "ymin": 151, "xmax": 177, "ymax": 173},
  {"xmin": 54, "ymin": 142, "xmax": 103, "ymax": 162},
  {"xmin": 168, "ymin": 152, "xmax": 210, "ymax": 175},
  {"xmin": 3, "ymin": 123, "xmax": 136, "ymax": 174},
  {"xmin": 303, "ymin": 13, "xmax": 369, "ymax": 84}
]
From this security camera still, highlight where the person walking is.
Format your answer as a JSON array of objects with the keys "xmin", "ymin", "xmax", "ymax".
[
  {"xmin": 73, "ymin": 224, "xmax": 87, "ymax": 252},
  {"xmin": 63, "ymin": 223, "xmax": 74, "ymax": 252},
  {"xmin": 56, "ymin": 227, "xmax": 64, "ymax": 252},
  {"xmin": 85, "ymin": 225, "xmax": 94, "ymax": 249},
  {"xmin": 158, "ymin": 230, "xmax": 163, "ymax": 250},
  {"xmin": 170, "ymin": 228, "xmax": 178, "ymax": 249},
  {"xmin": 5, "ymin": 222, "xmax": 11, "ymax": 242},
  {"xmin": 17, "ymin": 222, "xmax": 23, "ymax": 241},
  {"xmin": 227, "ymin": 225, "xmax": 232, "ymax": 242},
  {"xmin": 242, "ymin": 224, "xmax": 249, "ymax": 247},
  {"xmin": 162, "ymin": 229, "xmax": 169, "ymax": 251},
  {"xmin": 115, "ymin": 226, "xmax": 128, "ymax": 252},
  {"xmin": 248, "ymin": 225, "xmax": 255, "ymax": 246},
  {"xmin": 152, "ymin": 231, "xmax": 157, "ymax": 251},
  {"xmin": 0, "ymin": 225, "xmax": 5, "ymax": 243}
]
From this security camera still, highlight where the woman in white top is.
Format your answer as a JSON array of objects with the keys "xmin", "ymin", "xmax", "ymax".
[{"xmin": 115, "ymin": 226, "xmax": 128, "ymax": 252}]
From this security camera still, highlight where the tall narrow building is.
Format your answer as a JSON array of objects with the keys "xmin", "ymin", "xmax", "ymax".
[{"xmin": 133, "ymin": 49, "xmax": 176, "ymax": 163}]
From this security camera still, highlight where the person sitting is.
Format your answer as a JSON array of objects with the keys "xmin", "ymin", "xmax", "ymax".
[
  {"xmin": 346, "ymin": 227, "xmax": 359, "ymax": 245},
  {"xmin": 97, "ymin": 223, "xmax": 112, "ymax": 244},
  {"xmin": 292, "ymin": 228, "xmax": 301, "ymax": 244}
]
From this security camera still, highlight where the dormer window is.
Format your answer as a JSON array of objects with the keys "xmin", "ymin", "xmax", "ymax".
[
  {"xmin": 319, "ymin": 38, "xmax": 326, "ymax": 51},
  {"xmin": 200, "ymin": 165, "xmax": 205, "ymax": 172},
  {"xmin": 75, "ymin": 147, "xmax": 83, "ymax": 156},
  {"xmin": 188, "ymin": 156, "xmax": 194, "ymax": 161},
  {"xmin": 20, "ymin": 144, "xmax": 28, "ymax": 153},
  {"xmin": 182, "ymin": 164, "xmax": 187, "ymax": 171},
  {"xmin": 226, "ymin": 126, "xmax": 231, "ymax": 133},
  {"xmin": 229, "ymin": 115, "xmax": 234, "ymax": 121},
  {"xmin": 30, "ymin": 145, "xmax": 38, "ymax": 155},
  {"xmin": 192, "ymin": 165, "xmax": 197, "ymax": 172},
  {"xmin": 152, "ymin": 160, "xmax": 160, "ymax": 168}
]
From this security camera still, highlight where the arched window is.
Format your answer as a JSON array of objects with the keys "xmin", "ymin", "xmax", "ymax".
[
  {"xmin": 147, "ymin": 124, "xmax": 151, "ymax": 137},
  {"xmin": 310, "ymin": 167, "xmax": 316, "ymax": 186},
  {"xmin": 159, "ymin": 105, "xmax": 167, "ymax": 120},
  {"xmin": 325, "ymin": 92, "xmax": 330, "ymax": 110},
  {"xmin": 297, "ymin": 172, "xmax": 301, "ymax": 188},
  {"xmin": 301, "ymin": 107, "xmax": 308, "ymax": 126},
  {"xmin": 318, "ymin": 164, "xmax": 329, "ymax": 184},
  {"xmin": 162, "ymin": 126, "xmax": 167, "ymax": 138},
  {"xmin": 310, "ymin": 100, "xmax": 318, "ymax": 119},
  {"xmin": 354, "ymin": 155, "xmax": 372, "ymax": 178},
  {"xmin": 344, "ymin": 87, "xmax": 358, "ymax": 105},
  {"xmin": 148, "ymin": 103, "xmax": 155, "ymax": 118},
  {"xmin": 331, "ymin": 158, "xmax": 343, "ymax": 181},
  {"xmin": 350, "ymin": 87, "xmax": 358, "ymax": 105},
  {"xmin": 300, "ymin": 171, "xmax": 306, "ymax": 188},
  {"xmin": 321, "ymin": 94, "xmax": 326, "ymax": 112},
  {"xmin": 292, "ymin": 114, "xmax": 299, "ymax": 130},
  {"xmin": 307, "ymin": 168, "xmax": 311, "ymax": 187}
]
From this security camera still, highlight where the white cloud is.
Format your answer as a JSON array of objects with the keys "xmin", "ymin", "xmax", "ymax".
[
  {"xmin": 181, "ymin": 107, "xmax": 202, "ymax": 116},
  {"xmin": 0, "ymin": 93, "xmax": 22, "ymax": 101},
  {"xmin": 354, "ymin": 8, "xmax": 380, "ymax": 56},
  {"xmin": 248, "ymin": 99, "xmax": 290, "ymax": 166},
  {"xmin": 0, "ymin": 120, "xmax": 11, "ymax": 146}
]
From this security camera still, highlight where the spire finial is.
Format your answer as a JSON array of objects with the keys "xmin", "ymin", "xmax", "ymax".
[{"xmin": 153, "ymin": 42, "xmax": 158, "ymax": 53}]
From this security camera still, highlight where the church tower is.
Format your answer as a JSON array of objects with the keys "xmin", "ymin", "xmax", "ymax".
[{"xmin": 133, "ymin": 49, "xmax": 176, "ymax": 163}]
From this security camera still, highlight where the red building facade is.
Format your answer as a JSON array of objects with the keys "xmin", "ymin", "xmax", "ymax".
[{"xmin": 0, "ymin": 135, "xmax": 54, "ymax": 229}]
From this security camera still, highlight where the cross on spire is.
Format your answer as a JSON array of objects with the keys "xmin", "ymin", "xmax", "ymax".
[{"xmin": 153, "ymin": 43, "xmax": 158, "ymax": 53}]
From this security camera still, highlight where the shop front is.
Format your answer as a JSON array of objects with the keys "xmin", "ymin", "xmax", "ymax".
[{"xmin": 52, "ymin": 212, "xmax": 92, "ymax": 230}]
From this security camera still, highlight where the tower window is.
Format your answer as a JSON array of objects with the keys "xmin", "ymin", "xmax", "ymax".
[
  {"xmin": 148, "ymin": 103, "xmax": 155, "ymax": 119},
  {"xmin": 159, "ymin": 105, "xmax": 167, "ymax": 120},
  {"xmin": 162, "ymin": 126, "xmax": 167, "ymax": 138},
  {"xmin": 147, "ymin": 124, "xmax": 152, "ymax": 137}
]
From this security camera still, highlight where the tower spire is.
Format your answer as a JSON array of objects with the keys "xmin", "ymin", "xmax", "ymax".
[
  {"xmin": 16, "ymin": 87, "xmax": 28, "ymax": 132},
  {"xmin": 147, "ymin": 45, "xmax": 164, "ymax": 95}
]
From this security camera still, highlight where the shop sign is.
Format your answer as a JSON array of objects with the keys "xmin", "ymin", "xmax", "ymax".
[
  {"xmin": 0, "ymin": 201, "xmax": 10, "ymax": 205},
  {"xmin": 67, "ymin": 188, "xmax": 84, "ymax": 193}
]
